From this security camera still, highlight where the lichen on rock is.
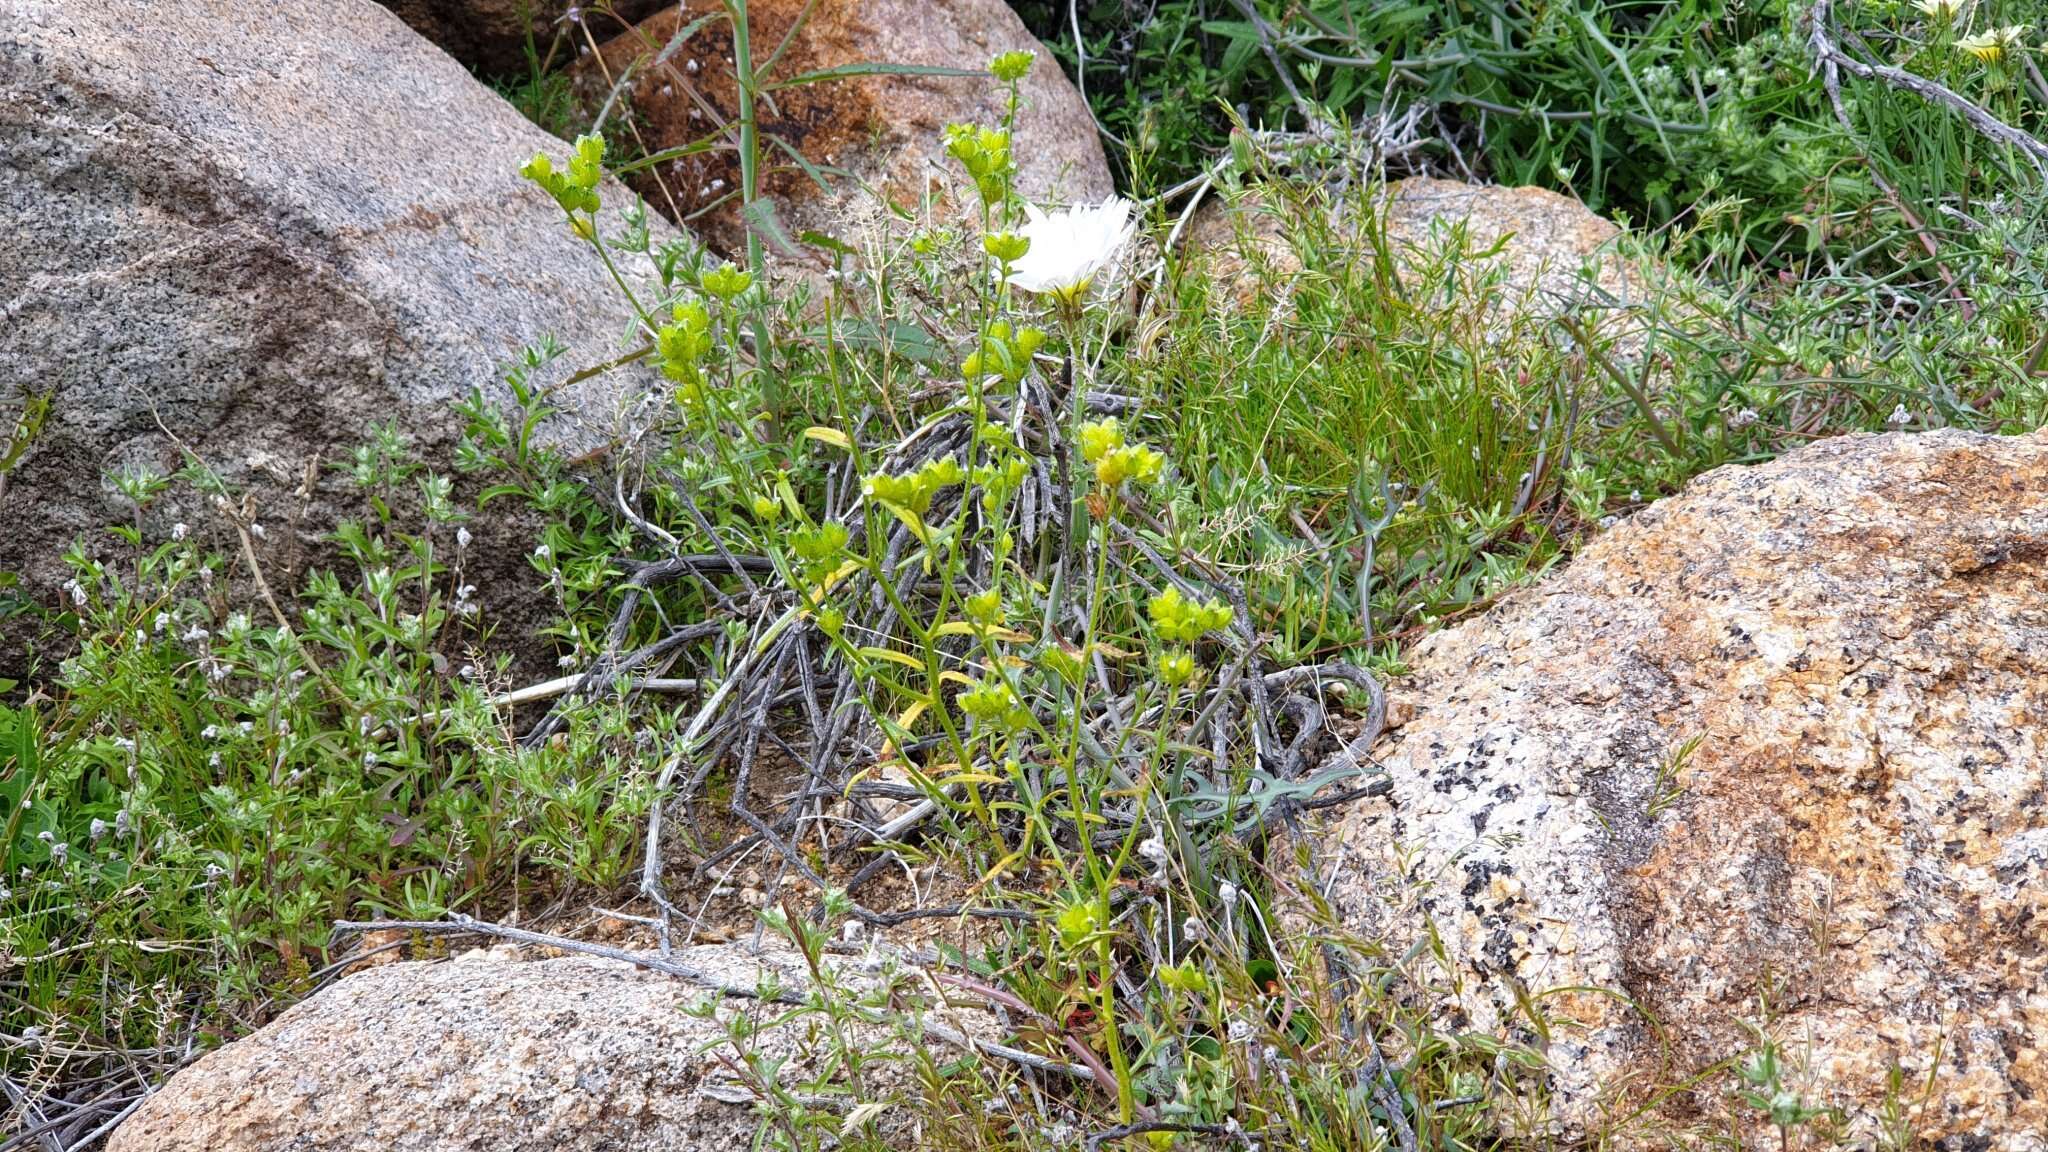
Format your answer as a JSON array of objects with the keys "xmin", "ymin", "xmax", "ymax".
[{"xmin": 1321, "ymin": 429, "xmax": 2048, "ymax": 1148}]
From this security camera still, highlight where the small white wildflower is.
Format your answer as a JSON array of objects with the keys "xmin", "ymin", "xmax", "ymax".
[
  {"xmin": 1182, "ymin": 915, "xmax": 1205, "ymax": 942},
  {"xmin": 171, "ymin": 521, "xmax": 189, "ymax": 540},
  {"xmin": 250, "ymin": 522, "xmax": 267, "ymax": 540},
  {"xmin": 1004, "ymin": 197, "xmax": 1137, "ymax": 304},
  {"xmin": 203, "ymin": 863, "xmax": 226, "ymax": 881},
  {"xmin": 1888, "ymin": 402, "xmax": 1912, "ymax": 427},
  {"xmin": 533, "ymin": 543, "xmax": 552, "ymax": 560},
  {"xmin": 201, "ymin": 724, "xmax": 221, "ymax": 740},
  {"xmin": 1138, "ymin": 836, "xmax": 1167, "ymax": 863},
  {"xmin": 62, "ymin": 579, "xmax": 86, "ymax": 608},
  {"xmin": 37, "ymin": 830, "xmax": 53, "ymax": 844},
  {"xmin": 115, "ymin": 810, "xmax": 132, "ymax": 837},
  {"xmin": 112, "ymin": 737, "xmax": 135, "ymax": 753},
  {"xmin": 1227, "ymin": 1018, "xmax": 1253, "ymax": 1044},
  {"xmin": 48, "ymin": 842, "xmax": 67, "ymax": 866},
  {"xmin": 1219, "ymin": 880, "xmax": 1240, "ymax": 906},
  {"xmin": 456, "ymin": 526, "xmax": 473, "ymax": 550},
  {"xmin": 458, "ymin": 664, "xmax": 478, "ymax": 679},
  {"xmin": 208, "ymin": 752, "xmax": 222, "ymax": 769},
  {"xmin": 90, "ymin": 818, "xmax": 109, "ymax": 841},
  {"xmin": 183, "ymin": 624, "xmax": 210, "ymax": 644},
  {"xmin": 153, "ymin": 612, "xmax": 171, "ymax": 634},
  {"xmin": 1729, "ymin": 407, "xmax": 1759, "ymax": 429},
  {"xmin": 557, "ymin": 654, "xmax": 577, "ymax": 669},
  {"xmin": 841, "ymin": 920, "xmax": 865, "ymax": 944},
  {"xmin": 237, "ymin": 721, "xmax": 253, "ymax": 736}
]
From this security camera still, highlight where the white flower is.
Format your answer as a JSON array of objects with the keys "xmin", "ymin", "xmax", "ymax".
[
  {"xmin": 170, "ymin": 522, "xmax": 189, "ymax": 541},
  {"xmin": 1888, "ymin": 403, "xmax": 1912, "ymax": 427},
  {"xmin": 1915, "ymin": 0, "xmax": 1965, "ymax": 18},
  {"xmin": 456, "ymin": 526, "xmax": 472, "ymax": 550},
  {"xmin": 1957, "ymin": 24, "xmax": 2027, "ymax": 62},
  {"xmin": 1003, "ymin": 197, "xmax": 1137, "ymax": 303}
]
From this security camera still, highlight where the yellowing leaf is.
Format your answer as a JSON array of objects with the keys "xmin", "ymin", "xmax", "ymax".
[
  {"xmin": 894, "ymin": 698, "xmax": 930, "ymax": 732},
  {"xmin": 804, "ymin": 426, "xmax": 854, "ymax": 451},
  {"xmin": 858, "ymin": 646, "xmax": 927, "ymax": 671}
]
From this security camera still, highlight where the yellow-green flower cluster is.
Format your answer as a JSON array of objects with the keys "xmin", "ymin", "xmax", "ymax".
[
  {"xmin": 790, "ymin": 522, "xmax": 849, "ymax": 584},
  {"xmin": 943, "ymin": 123, "xmax": 1014, "ymax": 206},
  {"xmin": 521, "ymin": 133, "xmax": 605, "ymax": 218},
  {"xmin": 964, "ymin": 588, "xmax": 1002, "ymax": 626},
  {"xmin": 656, "ymin": 300, "xmax": 713, "ymax": 401},
  {"xmin": 958, "ymin": 676, "xmax": 1030, "ymax": 734},
  {"xmin": 1055, "ymin": 898, "xmax": 1100, "ymax": 947},
  {"xmin": 983, "ymin": 232, "xmax": 1031, "ymax": 264},
  {"xmin": 1154, "ymin": 649, "xmax": 1197, "ymax": 688},
  {"xmin": 1147, "ymin": 585, "xmax": 1232, "ymax": 643},
  {"xmin": 1078, "ymin": 417, "xmax": 1163, "ymax": 488},
  {"xmin": 989, "ymin": 50, "xmax": 1035, "ymax": 84},
  {"xmin": 970, "ymin": 455, "xmax": 1028, "ymax": 517},
  {"xmin": 962, "ymin": 322, "xmax": 1046, "ymax": 388},
  {"xmin": 865, "ymin": 456, "xmax": 966, "ymax": 517},
  {"xmin": 700, "ymin": 262, "xmax": 754, "ymax": 300},
  {"xmin": 1147, "ymin": 586, "xmax": 1230, "ymax": 691}
]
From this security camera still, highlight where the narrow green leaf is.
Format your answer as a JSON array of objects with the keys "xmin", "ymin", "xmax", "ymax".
[{"xmin": 766, "ymin": 62, "xmax": 987, "ymax": 90}]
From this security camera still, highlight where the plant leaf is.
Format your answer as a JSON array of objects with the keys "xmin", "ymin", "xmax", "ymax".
[{"xmin": 766, "ymin": 62, "xmax": 987, "ymax": 89}]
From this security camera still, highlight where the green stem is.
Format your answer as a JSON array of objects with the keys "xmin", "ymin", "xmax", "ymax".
[{"xmin": 725, "ymin": 0, "xmax": 765, "ymax": 280}]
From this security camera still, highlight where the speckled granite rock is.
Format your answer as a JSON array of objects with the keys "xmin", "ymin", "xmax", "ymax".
[
  {"xmin": 569, "ymin": 0, "xmax": 1113, "ymax": 254},
  {"xmin": 109, "ymin": 946, "xmax": 992, "ymax": 1151},
  {"xmin": 1324, "ymin": 429, "xmax": 2048, "ymax": 1148},
  {"xmin": 1185, "ymin": 179, "xmax": 1649, "ymax": 339},
  {"xmin": 1, "ymin": 0, "xmax": 678, "ymax": 678}
]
